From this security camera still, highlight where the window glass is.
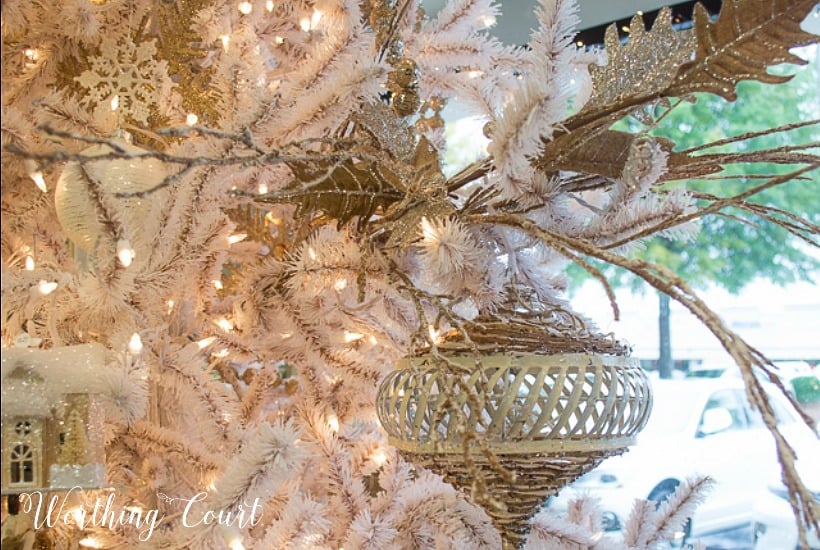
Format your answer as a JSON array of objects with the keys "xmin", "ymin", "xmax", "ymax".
[
  {"xmin": 6, "ymin": 417, "xmax": 40, "ymax": 487},
  {"xmin": 10, "ymin": 444, "xmax": 35, "ymax": 484},
  {"xmin": 699, "ymin": 389, "xmax": 747, "ymax": 432},
  {"xmin": 15, "ymin": 421, "xmax": 32, "ymax": 436}
]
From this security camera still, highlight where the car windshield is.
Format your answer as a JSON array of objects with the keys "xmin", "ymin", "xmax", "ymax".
[
  {"xmin": 639, "ymin": 380, "xmax": 799, "ymax": 441},
  {"xmin": 638, "ymin": 385, "xmax": 701, "ymax": 437},
  {"xmin": 638, "ymin": 379, "xmax": 712, "ymax": 440}
]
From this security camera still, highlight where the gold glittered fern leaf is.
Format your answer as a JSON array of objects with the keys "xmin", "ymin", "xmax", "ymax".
[
  {"xmin": 257, "ymin": 159, "xmax": 405, "ymax": 231},
  {"xmin": 535, "ymin": 1, "xmax": 818, "ymax": 181},
  {"xmin": 582, "ymin": 8, "xmax": 696, "ymax": 112},
  {"xmin": 257, "ymin": 135, "xmax": 448, "ymax": 233},
  {"xmin": 668, "ymin": 0, "xmax": 819, "ymax": 100}
]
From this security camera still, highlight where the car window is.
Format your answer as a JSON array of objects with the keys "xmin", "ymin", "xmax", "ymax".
[
  {"xmin": 699, "ymin": 389, "xmax": 747, "ymax": 433},
  {"xmin": 686, "ymin": 368, "xmax": 726, "ymax": 379},
  {"xmin": 744, "ymin": 390, "xmax": 797, "ymax": 428}
]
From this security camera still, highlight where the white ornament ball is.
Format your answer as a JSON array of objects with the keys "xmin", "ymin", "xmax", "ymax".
[{"xmin": 54, "ymin": 137, "xmax": 169, "ymax": 257}]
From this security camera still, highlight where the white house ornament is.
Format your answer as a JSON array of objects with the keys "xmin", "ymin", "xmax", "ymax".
[{"xmin": 1, "ymin": 344, "xmax": 109, "ymax": 493}]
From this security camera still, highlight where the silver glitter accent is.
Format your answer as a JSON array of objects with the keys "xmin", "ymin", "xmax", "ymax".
[
  {"xmin": 621, "ymin": 137, "xmax": 657, "ymax": 191},
  {"xmin": 354, "ymin": 102, "xmax": 416, "ymax": 163},
  {"xmin": 584, "ymin": 8, "xmax": 696, "ymax": 111}
]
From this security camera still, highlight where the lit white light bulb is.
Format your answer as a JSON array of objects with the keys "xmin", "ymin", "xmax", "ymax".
[
  {"xmin": 372, "ymin": 448, "xmax": 387, "ymax": 466},
  {"xmin": 116, "ymin": 239, "xmax": 135, "ymax": 267},
  {"xmin": 216, "ymin": 318, "xmax": 234, "ymax": 331},
  {"xmin": 480, "ymin": 15, "xmax": 496, "ymax": 27},
  {"xmin": 218, "ymin": 524, "xmax": 245, "ymax": 550},
  {"xmin": 25, "ymin": 255, "xmax": 35, "ymax": 271},
  {"xmin": 197, "ymin": 336, "xmax": 217, "ymax": 349},
  {"xmin": 238, "ymin": 1, "xmax": 252, "ymax": 15},
  {"xmin": 299, "ymin": 9, "xmax": 322, "ymax": 32},
  {"xmin": 327, "ymin": 414, "xmax": 340, "ymax": 432},
  {"xmin": 344, "ymin": 331, "xmax": 363, "ymax": 343},
  {"xmin": 37, "ymin": 280, "xmax": 58, "ymax": 296},
  {"xmin": 128, "ymin": 333, "xmax": 143, "ymax": 353},
  {"xmin": 186, "ymin": 113, "xmax": 199, "ymax": 126},
  {"xmin": 30, "ymin": 171, "xmax": 47, "ymax": 193},
  {"xmin": 24, "ymin": 160, "xmax": 47, "ymax": 193},
  {"xmin": 311, "ymin": 9, "xmax": 323, "ymax": 28},
  {"xmin": 79, "ymin": 536, "xmax": 104, "ymax": 548}
]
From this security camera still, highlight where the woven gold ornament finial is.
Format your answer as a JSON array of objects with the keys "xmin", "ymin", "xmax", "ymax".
[{"xmin": 377, "ymin": 307, "xmax": 653, "ymax": 548}]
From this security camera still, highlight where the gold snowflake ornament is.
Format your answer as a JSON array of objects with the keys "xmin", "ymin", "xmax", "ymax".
[{"xmin": 76, "ymin": 36, "xmax": 172, "ymax": 124}]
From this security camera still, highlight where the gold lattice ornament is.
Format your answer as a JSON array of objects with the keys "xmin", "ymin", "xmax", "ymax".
[{"xmin": 377, "ymin": 311, "xmax": 653, "ymax": 549}]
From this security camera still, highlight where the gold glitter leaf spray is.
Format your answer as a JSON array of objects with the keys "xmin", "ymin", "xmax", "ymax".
[{"xmin": 669, "ymin": 0, "xmax": 819, "ymax": 100}]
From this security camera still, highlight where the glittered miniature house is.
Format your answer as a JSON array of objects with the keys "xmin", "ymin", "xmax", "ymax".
[{"xmin": 1, "ymin": 344, "xmax": 108, "ymax": 494}]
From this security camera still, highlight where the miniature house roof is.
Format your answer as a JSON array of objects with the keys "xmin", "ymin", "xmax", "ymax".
[{"xmin": 1, "ymin": 344, "xmax": 108, "ymax": 417}]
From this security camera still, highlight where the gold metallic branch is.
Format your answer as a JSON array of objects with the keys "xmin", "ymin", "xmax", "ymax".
[
  {"xmin": 604, "ymin": 165, "xmax": 819, "ymax": 250},
  {"xmin": 680, "ymin": 119, "xmax": 820, "ymax": 155},
  {"xmin": 468, "ymin": 210, "xmax": 819, "ymax": 544}
]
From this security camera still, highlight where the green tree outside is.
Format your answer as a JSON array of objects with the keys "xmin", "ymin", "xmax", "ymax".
[{"xmin": 592, "ymin": 45, "xmax": 819, "ymax": 378}]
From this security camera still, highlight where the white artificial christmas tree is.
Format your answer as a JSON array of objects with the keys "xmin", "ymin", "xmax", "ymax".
[{"xmin": 1, "ymin": 0, "xmax": 817, "ymax": 548}]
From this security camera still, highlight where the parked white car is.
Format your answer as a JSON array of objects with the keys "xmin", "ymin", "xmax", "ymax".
[{"xmin": 549, "ymin": 377, "xmax": 820, "ymax": 548}]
